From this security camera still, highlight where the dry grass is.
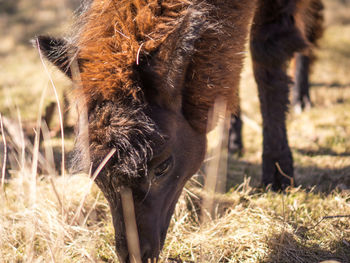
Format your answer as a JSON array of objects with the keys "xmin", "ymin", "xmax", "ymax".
[
  {"xmin": 0, "ymin": 173, "xmax": 116, "ymax": 262},
  {"xmin": 0, "ymin": 0, "xmax": 350, "ymax": 262},
  {"xmin": 1, "ymin": 170, "xmax": 349, "ymax": 262},
  {"xmin": 163, "ymin": 184, "xmax": 350, "ymax": 262}
]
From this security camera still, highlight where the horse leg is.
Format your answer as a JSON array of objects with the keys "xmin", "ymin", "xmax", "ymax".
[
  {"xmin": 292, "ymin": 52, "xmax": 312, "ymax": 112},
  {"xmin": 292, "ymin": 0, "xmax": 324, "ymax": 112},
  {"xmin": 250, "ymin": 0, "xmax": 307, "ymax": 190},
  {"xmin": 228, "ymin": 110, "xmax": 243, "ymax": 157}
]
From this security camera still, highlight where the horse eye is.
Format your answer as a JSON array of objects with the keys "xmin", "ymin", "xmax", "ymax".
[{"xmin": 154, "ymin": 157, "xmax": 173, "ymax": 177}]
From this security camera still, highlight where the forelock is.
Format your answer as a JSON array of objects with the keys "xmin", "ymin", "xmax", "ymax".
[{"xmin": 71, "ymin": 100, "xmax": 163, "ymax": 184}]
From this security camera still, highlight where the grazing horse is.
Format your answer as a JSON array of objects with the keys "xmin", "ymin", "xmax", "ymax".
[{"xmin": 37, "ymin": 0, "xmax": 323, "ymax": 261}]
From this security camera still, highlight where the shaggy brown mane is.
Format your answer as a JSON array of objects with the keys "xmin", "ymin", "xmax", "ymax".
[
  {"xmin": 70, "ymin": 0, "xmax": 257, "ymax": 134},
  {"xmin": 77, "ymin": 0, "xmax": 192, "ymax": 103},
  {"xmin": 63, "ymin": 0, "xmax": 258, "ymax": 184}
]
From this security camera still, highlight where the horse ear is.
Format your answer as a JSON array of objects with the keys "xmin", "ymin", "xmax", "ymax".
[
  {"xmin": 147, "ymin": 9, "xmax": 209, "ymax": 112},
  {"xmin": 34, "ymin": 36, "xmax": 79, "ymax": 78}
]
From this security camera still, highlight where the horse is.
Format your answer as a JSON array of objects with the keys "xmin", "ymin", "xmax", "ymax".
[{"xmin": 36, "ymin": 0, "xmax": 323, "ymax": 261}]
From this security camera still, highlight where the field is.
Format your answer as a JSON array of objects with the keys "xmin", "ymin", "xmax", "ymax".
[{"xmin": 0, "ymin": 0, "xmax": 349, "ymax": 262}]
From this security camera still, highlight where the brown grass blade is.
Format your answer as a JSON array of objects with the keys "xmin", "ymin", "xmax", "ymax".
[
  {"xmin": 120, "ymin": 186, "xmax": 142, "ymax": 263},
  {"xmin": 0, "ymin": 114, "xmax": 7, "ymax": 192},
  {"xmin": 202, "ymin": 96, "xmax": 229, "ymax": 223}
]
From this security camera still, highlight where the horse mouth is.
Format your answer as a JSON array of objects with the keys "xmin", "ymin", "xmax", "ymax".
[
  {"xmin": 117, "ymin": 243, "xmax": 160, "ymax": 263},
  {"xmin": 120, "ymin": 253, "xmax": 159, "ymax": 263}
]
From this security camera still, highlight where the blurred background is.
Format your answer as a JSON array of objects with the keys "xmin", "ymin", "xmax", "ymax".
[{"xmin": 0, "ymin": 0, "xmax": 79, "ymax": 121}]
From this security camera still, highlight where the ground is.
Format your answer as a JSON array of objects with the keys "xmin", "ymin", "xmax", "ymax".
[{"xmin": 0, "ymin": 0, "xmax": 349, "ymax": 262}]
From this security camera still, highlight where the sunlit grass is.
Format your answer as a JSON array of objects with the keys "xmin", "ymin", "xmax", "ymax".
[
  {"xmin": 163, "ymin": 185, "xmax": 350, "ymax": 262},
  {"xmin": 0, "ymin": 172, "xmax": 116, "ymax": 262}
]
